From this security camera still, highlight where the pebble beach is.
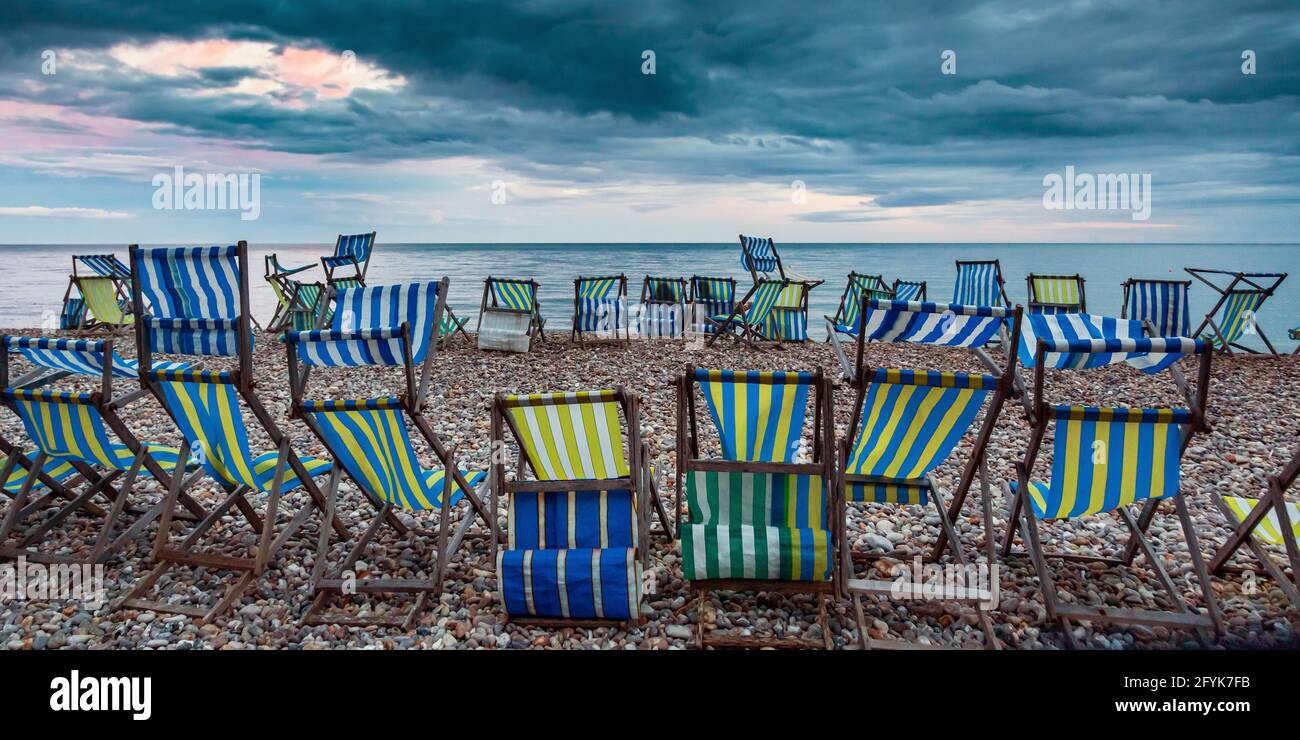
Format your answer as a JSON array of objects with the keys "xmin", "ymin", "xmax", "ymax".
[{"xmin": 1, "ymin": 327, "xmax": 1296, "ymax": 650}]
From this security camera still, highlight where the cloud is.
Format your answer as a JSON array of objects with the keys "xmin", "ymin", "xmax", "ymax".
[{"xmin": 0, "ymin": 206, "xmax": 131, "ymax": 218}]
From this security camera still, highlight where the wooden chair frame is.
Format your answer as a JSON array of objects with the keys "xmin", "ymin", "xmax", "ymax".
[
  {"xmin": 1185, "ymin": 268, "xmax": 1288, "ymax": 355},
  {"xmin": 321, "ymin": 231, "xmax": 377, "ymax": 285},
  {"xmin": 1208, "ymin": 446, "xmax": 1300, "ymax": 606},
  {"xmin": 705, "ymin": 278, "xmax": 806, "ymax": 350}
]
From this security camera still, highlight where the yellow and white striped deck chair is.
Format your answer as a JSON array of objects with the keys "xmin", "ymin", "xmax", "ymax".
[{"xmin": 75, "ymin": 276, "xmax": 132, "ymax": 332}]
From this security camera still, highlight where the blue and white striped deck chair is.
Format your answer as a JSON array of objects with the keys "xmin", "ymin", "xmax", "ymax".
[
  {"xmin": 74, "ymin": 254, "xmax": 131, "ymax": 281},
  {"xmin": 572, "ymin": 274, "xmax": 627, "ymax": 343},
  {"xmin": 637, "ymin": 276, "xmax": 687, "ymax": 338},
  {"xmin": 1122, "ymin": 278, "xmax": 1191, "ymax": 338},
  {"xmin": 321, "ymin": 231, "xmax": 376, "ymax": 283},
  {"xmin": 1001, "ymin": 338, "xmax": 1220, "ymax": 645},
  {"xmin": 2, "ymin": 336, "xmax": 194, "ymax": 389},
  {"xmin": 479, "ymin": 276, "xmax": 546, "ymax": 349},
  {"xmin": 690, "ymin": 275, "xmax": 736, "ymax": 335},
  {"xmin": 831, "ymin": 298, "xmax": 1012, "ymax": 384},
  {"xmin": 891, "ymin": 279, "xmax": 926, "ymax": 302},
  {"xmin": 1186, "ymin": 268, "xmax": 1288, "ymax": 355},
  {"xmin": 493, "ymin": 388, "xmax": 661, "ymax": 624},
  {"xmin": 840, "ymin": 367, "xmax": 1014, "ymax": 648},
  {"xmin": 704, "ymin": 279, "xmax": 796, "ymax": 349},
  {"xmin": 59, "ymin": 298, "xmax": 86, "ymax": 331},
  {"xmin": 1210, "ymin": 446, "xmax": 1300, "ymax": 606},
  {"xmin": 0, "ymin": 387, "xmax": 189, "ymax": 564},
  {"xmin": 952, "ymin": 260, "xmax": 1009, "ymax": 308},
  {"xmin": 676, "ymin": 368, "xmax": 837, "ymax": 648}
]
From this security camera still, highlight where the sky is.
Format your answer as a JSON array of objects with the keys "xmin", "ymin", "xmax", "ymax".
[{"xmin": 0, "ymin": 1, "xmax": 1297, "ymax": 244}]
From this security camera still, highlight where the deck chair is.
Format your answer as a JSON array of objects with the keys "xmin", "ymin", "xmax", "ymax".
[
  {"xmin": 478, "ymin": 277, "xmax": 545, "ymax": 352},
  {"xmin": 2, "ymin": 335, "xmax": 195, "ymax": 400},
  {"xmin": 1209, "ymin": 446, "xmax": 1300, "ymax": 606},
  {"xmin": 838, "ymin": 304, "xmax": 1024, "ymax": 649},
  {"xmin": 493, "ymin": 387, "xmax": 671, "ymax": 625},
  {"xmin": 892, "ymin": 279, "xmax": 926, "ymax": 302},
  {"xmin": 705, "ymin": 279, "xmax": 800, "ymax": 349},
  {"xmin": 676, "ymin": 367, "xmax": 837, "ymax": 648},
  {"xmin": 1001, "ymin": 337, "xmax": 1221, "ymax": 647},
  {"xmin": 689, "ymin": 275, "xmax": 736, "ymax": 335},
  {"xmin": 1290, "ymin": 327, "xmax": 1299, "ymax": 355},
  {"xmin": 439, "ymin": 306, "xmax": 471, "ymax": 346},
  {"xmin": 738, "ymin": 234, "xmax": 824, "ymax": 288},
  {"xmin": 287, "ymin": 321, "xmax": 493, "ymax": 628},
  {"xmin": 265, "ymin": 253, "xmax": 325, "ymax": 332},
  {"xmin": 1186, "ymin": 268, "xmax": 1288, "ymax": 355},
  {"xmin": 637, "ymin": 276, "xmax": 687, "ymax": 338},
  {"xmin": 321, "ymin": 231, "xmax": 376, "ymax": 284},
  {"xmin": 112, "ymin": 242, "xmax": 344, "ymax": 624},
  {"xmin": 825, "ymin": 272, "xmax": 892, "ymax": 365},
  {"xmin": 265, "ymin": 252, "xmax": 313, "ymax": 280},
  {"xmin": 1026, "ymin": 273, "xmax": 1086, "ymax": 314},
  {"xmin": 953, "ymin": 260, "xmax": 1010, "ymax": 308},
  {"xmin": 59, "ymin": 298, "xmax": 87, "ymax": 331},
  {"xmin": 292, "ymin": 280, "xmax": 447, "ymax": 410},
  {"xmin": 1121, "ymin": 277, "xmax": 1191, "ymax": 338},
  {"xmin": 61, "ymin": 255, "xmax": 132, "ymax": 331},
  {"xmin": 572, "ymin": 274, "xmax": 628, "ymax": 344},
  {"xmin": 73, "ymin": 277, "xmax": 133, "ymax": 332}
]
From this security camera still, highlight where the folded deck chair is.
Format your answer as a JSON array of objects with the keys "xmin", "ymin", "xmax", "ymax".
[
  {"xmin": 839, "ymin": 305, "xmax": 1024, "ymax": 649},
  {"xmin": 738, "ymin": 234, "xmax": 824, "ymax": 288},
  {"xmin": 1186, "ymin": 268, "xmax": 1288, "ymax": 355},
  {"xmin": 676, "ymin": 367, "xmax": 837, "ymax": 648},
  {"xmin": 825, "ymin": 272, "xmax": 891, "ymax": 359},
  {"xmin": 705, "ymin": 279, "xmax": 801, "ymax": 349},
  {"xmin": 1001, "ymin": 337, "xmax": 1221, "ymax": 647},
  {"xmin": 637, "ymin": 275, "xmax": 687, "ymax": 338},
  {"xmin": 1121, "ymin": 277, "xmax": 1191, "ymax": 338},
  {"xmin": 1209, "ymin": 445, "xmax": 1300, "ymax": 606},
  {"xmin": 493, "ymin": 388, "xmax": 671, "ymax": 626},
  {"xmin": 952, "ymin": 260, "xmax": 1010, "ymax": 308},
  {"xmin": 320, "ymin": 231, "xmax": 376, "ymax": 284},
  {"xmin": 478, "ymin": 277, "xmax": 545, "ymax": 352},
  {"xmin": 891, "ymin": 279, "xmax": 926, "ymax": 302},
  {"xmin": 1026, "ymin": 273, "xmax": 1086, "ymax": 314},
  {"xmin": 112, "ymin": 242, "xmax": 343, "ymax": 624},
  {"xmin": 689, "ymin": 275, "xmax": 736, "ymax": 335},
  {"xmin": 292, "ymin": 280, "xmax": 447, "ymax": 410},
  {"xmin": 572, "ymin": 274, "xmax": 628, "ymax": 343},
  {"xmin": 288, "ymin": 323, "xmax": 492, "ymax": 628}
]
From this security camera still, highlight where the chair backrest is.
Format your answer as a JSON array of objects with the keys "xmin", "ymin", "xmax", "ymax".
[
  {"xmin": 149, "ymin": 369, "xmax": 261, "ymax": 490},
  {"xmin": 835, "ymin": 273, "xmax": 889, "ymax": 327},
  {"xmin": 739, "ymin": 234, "xmax": 780, "ymax": 275},
  {"xmin": 332, "ymin": 232, "xmax": 375, "ymax": 265},
  {"xmin": 953, "ymin": 260, "xmax": 1005, "ymax": 306},
  {"xmin": 892, "ymin": 280, "xmax": 926, "ymax": 302},
  {"xmin": 1018, "ymin": 315, "xmax": 1201, "ymax": 373},
  {"xmin": 326, "ymin": 281, "xmax": 441, "ymax": 363},
  {"xmin": 78, "ymin": 277, "xmax": 130, "ymax": 325},
  {"xmin": 133, "ymin": 245, "xmax": 245, "ymax": 358},
  {"xmin": 508, "ymin": 488, "xmax": 638, "ymax": 550},
  {"xmin": 745, "ymin": 279, "xmax": 788, "ymax": 326},
  {"xmin": 643, "ymin": 276, "xmax": 686, "ymax": 303},
  {"xmin": 3, "ymin": 389, "xmax": 119, "ymax": 468},
  {"xmin": 74, "ymin": 254, "xmax": 131, "ymax": 280},
  {"xmin": 503, "ymin": 390, "xmax": 630, "ymax": 481},
  {"xmin": 4, "ymin": 336, "xmax": 135, "ymax": 379},
  {"xmin": 575, "ymin": 275, "xmax": 624, "ymax": 333},
  {"xmin": 691, "ymin": 276, "xmax": 735, "ymax": 308},
  {"xmin": 684, "ymin": 470, "xmax": 827, "ymax": 530},
  {"xmin": 1123, "ymin": 278, "xmax": 1191, "ymax": 337},
  {"xmin": 862, "ymin": 299, "xmax": 1009, "ymax": 348},
  {"xmin": 1031, "ymin": 406, "xmax": 1189, "ymax": 519},
  {"xmin": 488, "ymin": 278, "xmax": 538, "ymax": 313},
  {"xmin": 693, "ymin": 369, "xmax": 813, "ymax": 463},
  {"xmin": 1027, "ymin": 274, "xmax": 1085, "ymax": 313}
]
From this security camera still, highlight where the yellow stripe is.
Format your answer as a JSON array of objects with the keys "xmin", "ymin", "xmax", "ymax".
[
  {"xmin": 1057, "ymin": 419, "xmax": 1083, "ymax": 518},
  {"xmin": 1087, "ymin": 421, "xmax": 1110, "ymax": 515},
  {"xmin": 906, "ymin": 388, "xmax": 973, "ymax": 480},
  {"xmin": 884, "ymin": 386, "xmax": 944, "ymax": 479}
]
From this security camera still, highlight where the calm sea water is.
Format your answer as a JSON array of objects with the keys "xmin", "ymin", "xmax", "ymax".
[{"xmin": 2, "ymin": 243, "xmax": 1297, "ymax": 350}]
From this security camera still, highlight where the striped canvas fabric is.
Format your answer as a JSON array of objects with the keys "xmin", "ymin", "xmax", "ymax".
[
  {"xmin": 739, "ymin": 235, "xmax": 779, "ymax": 273},
  {"xmin": 1018, "ymin": 314, "xmax": 1202, "ymax": 373},
  {"xmin": 681, "ymin": 471, "xmax": 831, "ymax": 582},
  {"xmin": 694, "ymin": 369, "xmax": 812, "ymax": 463},
  {"xmin": 286, "ymin": 282, "xmax": 324, "ymax": 331},
  {"xmin": 75, "ymin": 254, "xmax": 131, "ymax": 279},
  {"xmin": 151, "ymin": 369, "xmax": 330, "ymax": 492},
  {"xmin": 691, "ymin": 277, "xmax": 735, "ymax": 331},
  {"xmin": 576, "ymin": 276, "xmax": 624, "ymax": 333},
  {"xmin": 497, "ymin": 547, "xmax": 641, "ymax": 620},
  {"xmin": 330, "ymin": 277, "xmax": 363, "ymax": 291},
  {"xmin": 1028, "ymin": 275, "xmax": 1084, "ymax": 313},
  {"xmin": 892, "ymin": 280, "xmax": 925, "ymax": 302},
  {"xmin": 844, "ymin": 369, "xmax": 993, "ymax": 505},
  {"xmin": 1126, "ymin": 279, "xmax": 1191, "ymax": 337},
  {"xmin": 136, "ymin": 246, "xmax": 243, "ymax": 357},
  {"xmin": 4, "ymin": 336, "xmax": 191, "ymax": 379},
  {"xmin": 862, "ymin": 299, "xmax": 1008, "ymax": 348},
  {"xmin": 762, "ymin": 308, "xmax": 808, "ymax": 341},
  {"xmin": 644, "ymin": 276, "xmax": 685, "ymax": 302},
  {"xmin": 1, "ymin": 453, "xmax": 78, "ymax": 494},
  {"xmin": 505, "ymin": 391, "xmax": 630, "ymax": 480},
  {"xmin": 1021, "ymin": 405, "xmax": 1188, "ymax": 520},
  {"xmin": 1202, "ymin": 291, "xmax": 1267, "ymax": 346},
  {"xmin": 831, "ymin": 273, "xmax": 887, "ymax": 334},
  {"xmin": 292, "ymin": 281, "xmax": 440, "ymax": 365},
  {"xmin": 301, "ymin": 397, "xmax": 484, "ymax": 510},
  {"xmin": 322, "ymin": 232, "xmax": 375, "ymax": 269},
  {"xmin": 507, "ymin": 489, "xmax": 638, "ymax": 550},
  {"xmin": 635, "ymin": 302, "xmax": 684, "ymax": 337},
  {"xmin": 79, "ymin": 277, "xmax": 131, "ymax": 326},
  {"xmin": 3, "ymin": 389, "xmax": 183, "ymax": 474},
  {"xmin": 729, "ymin": 279, "xmax": 786, "ymax": 336},
  {"xmin": 59, "ymin": 298, "xmax": 86, "ymax": 330},
  {"xmin": 489, "ymin": 279, "xmax": 537, "ymax": 312},
  {"xmin": 1223, "ymin": 497, "xmax": 1300, "ymax": 547},
  {"xmin": 952, "ymin": 261, "xmax": 1004, "ymax": 306}
]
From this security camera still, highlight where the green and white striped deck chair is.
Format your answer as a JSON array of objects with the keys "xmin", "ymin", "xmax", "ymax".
[
  {"xmin": 478, "ymin": 276, "xmax": 545, "ymax": 351},
  {"xmin": 493, "ymin": 388, "xmax": 670, "ymax": 625},
  {"xmin": 1002, "ymin": 337, "xmax": 1221, "ymax": 646},
  {"xmin": 1187, "ymin": 268, "xmax": 1288, "ymax": 355},
  {"xmin": 1026, "ymin": 273, "xmax": 1086, "ymax": 314},
  {"xmin": 705, "ymin": 279, "xmax": 800, "ymax": 349},
  {"xmin": 74, "ymin": 276, "xmax": 133, "ymax": 332},
  {"xmin": 676, "ymin": 367, "xmax": 837, "ymax": 648},
  {"xmin": 1209, "ymin": 446, "xmax": 1300, "ymax": 607},
  {"xmin": 267, "ymin": 278, "xmax": 326, "ymax": 332},
  {"xmin": 572, "ymin": 274, "xmax": 627, "ymax": 343}
]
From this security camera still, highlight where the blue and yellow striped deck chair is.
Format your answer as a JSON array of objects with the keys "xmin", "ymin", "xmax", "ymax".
[
  {"xmin": 74, "ymin": 276, "xmax": 133, "ymax": 333},
  {"xmin": 478, "ymin": 276, "xmax": 545, "ymax": 350},
  {"xmin": 0, "ymin": 436, "xmax": 83, "ymax": 518},
  {"xmin": 572, "ymin": 274, "xmax": 627, "ymax": 343},
  {"xmin": 705, "ymin": 279, "xmax": 797, "ymax": 349},
  {"xmin": 825, "ymin": 273, "xmax": 891, "ymax": 365},
  {"xmin": 1209, "ymin": 446, "xmax": 1300, "ymax": 607},
  {"xmin": 637, "ymin": 275, "xmax": 687, "ymax": 338},
  {"xmin": 891, "ymin": 279, "xmax": 926, "ymax": 302},
  {"xmin": 1186, "ymin": 268, "xmax": 1287, "ymax": 355},
  {"xmin": 676, "ymin": 367, "xmax": 837, "ymax": 648},
  {"xmin": 1001, "ymin": 337, "xmax": 1221, "ymax": 646},
  {"xmin": 1026, "ymin": 273, "xmax": 1086, "ymax": 314},
  {"xmin": 74, "ymin": 254, "xmax": 131, "ymax": 281},
  {"xmin": 738, "ymin": 234, "xmax": 823, "ymax": 289},
  {"xmin": 953, "ymin": 259, "xmax": 1009, "ymax": 308},
  {"xmin": 1121, "ymin": 277, "xmax": 1191, "ymax": 338},
  {"xmin": 493, "ymin": 388, "xmax": 665, "ymax": 624},
  {"xmin": 320, "ymin": 231, "xmax": 376, "ymax": 283},
  {"xmin": 689, "ymin": 275, "xmax": 736, "ymax": 335}
]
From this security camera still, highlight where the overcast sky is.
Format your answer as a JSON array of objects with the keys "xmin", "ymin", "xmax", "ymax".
[{"xmin": 1, "ymin": 1, "xmax": 1296, "ymax": 244}]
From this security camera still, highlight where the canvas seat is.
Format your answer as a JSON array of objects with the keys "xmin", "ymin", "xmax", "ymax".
[
  {"xmin": 320, "ymin": 231, "xmax": 376, "ymax": 283},
  {"xmin": 1121, "ymin": 277, "xmax": 1192, "ymax": 337},
  {"xmin": 689, "ymin": 275, "xmax": 736, "ymax": 335},
  {"xmin": 706, "ymin": 278, "xmax": 805, "ymax": 349},
  {"xmin": 891, "ymin": 279, "xmax": 926, "ymax": 302},
  {"xmin": 1026, "ymin": 273, "xmax": 1087, "ymax": 314},
  {"xmin": 952, "ymin": 259, "xmax": 1009, "ymax": 307},
  {"xmin": 1186, "ymin": 268, "xmax": 1287, "ymax": 355},
  {"xmin": 572, "ymin": 274, "xmax": 628, "ymax": 343}
]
